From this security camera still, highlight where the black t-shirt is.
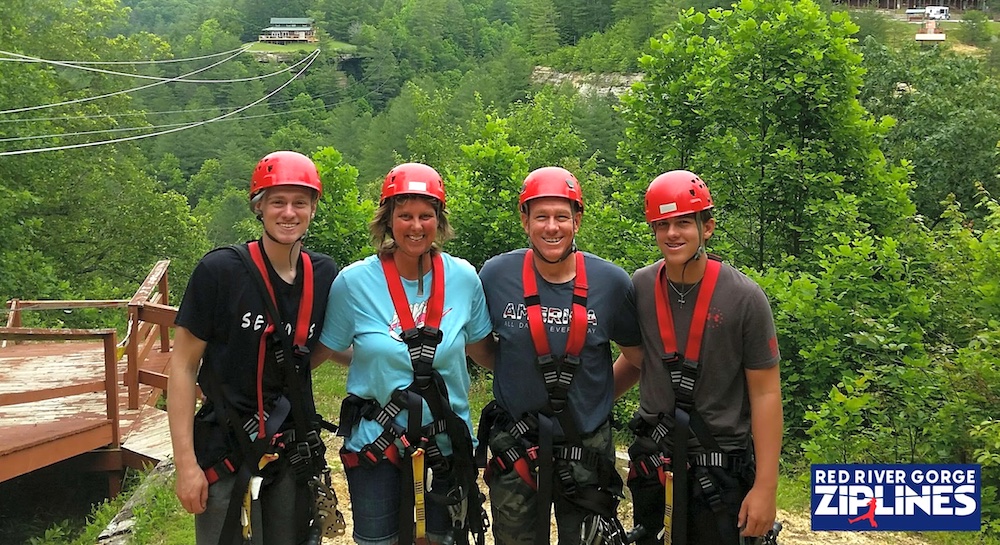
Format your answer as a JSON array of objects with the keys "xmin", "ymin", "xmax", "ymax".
[{"xmin": 176, "ymin": 242, "xmax": 338, "ymax": 431}]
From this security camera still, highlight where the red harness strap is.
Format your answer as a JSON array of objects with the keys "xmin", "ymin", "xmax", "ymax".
[
  {"xmin": 340, "ymin": 442, "xmax": 403, "ymax": 468},
  {"xmin": 521, "ymin": 250, "xmax": 590, "ymax": 543},
  {"xmin": 246, "ymin": 240, "xmax": 314, "ymax": 439},
  {"xmin": 522, "ymin": 249, "xmax": 589, "ymax": 359},
  {"xmin": 381, "ymin": 252, "xmax": 445, "ymax": 332},
  {"xmin": 653, "ymin": 258, "xmax": 721, "ymax": 361},
  {"xmin": 652, "ymin": 257, "xmax": 721, "ymax": 545},
  {"xmin": 380, "ymin": 253, "xmax": 447, "ymax": 545}
]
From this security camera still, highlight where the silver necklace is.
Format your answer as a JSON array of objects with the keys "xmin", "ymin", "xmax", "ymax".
[{"xmin": 667, "ymin": 278, "xmax": 702, "ymax": 305}]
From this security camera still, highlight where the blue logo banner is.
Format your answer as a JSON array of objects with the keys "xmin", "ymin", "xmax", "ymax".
[{"xmin": 811, "ymin": 464, "xmax": 981, "ymax": 531}]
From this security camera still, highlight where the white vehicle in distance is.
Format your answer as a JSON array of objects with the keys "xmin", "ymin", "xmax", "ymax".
[{"xmin": 925, "ymin": 5, "xmax": 950, "ymax": 19}]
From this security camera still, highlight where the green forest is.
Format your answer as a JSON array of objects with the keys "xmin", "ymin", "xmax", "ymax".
[{"xmin": 2, "ymin": 0, "xmax": 999, "ymax": 538}]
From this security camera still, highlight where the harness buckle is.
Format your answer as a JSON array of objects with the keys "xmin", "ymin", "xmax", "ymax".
[
  {"xmin": 358, "ymin": 444, "xmax": 382, "ymax": 467},
  {"xmin": 661, "ymin": 352, "xmax": 682, "ymax": 365},
  {"xmin": 537, "ymin": 353, "xmax": 555, "ymax": 366},
  {"xmin": 681, "ymin": 357, "xmax": 699, "ymax": 376},
  {"xmin": 420, "ymin": 326, "xmax": 443, "ymax": 345},
  {"xmin": 413, "ymin": 373, "xmax": 433, "ymax": 391},
  {"xmin": 549, "ymin": 390, "xmax": 569, "ymax": 413},
  {"xmin": 525, "ymin": 445, "xmax": 540, "ymax": 461},
  {"xmin": 399, "ymin": 433, "xmax": 428, "ymax": 456},
  {"xmin": 401, "ymin": 327, "xmax": 421, "ymax": 345}
]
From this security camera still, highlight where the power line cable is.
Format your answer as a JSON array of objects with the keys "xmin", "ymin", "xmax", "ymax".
[
  {"xmin": 2, "ymin": 46, "xmax": 396, "ymax": 152},
  {"xmin": 0, "ymin": 45, "xmax": 250, "ymax": 65},
  {"xmin": 0, "ymin": 50, "xmax": 320, "ymax": 156},
  {"xmin": 0, "ymin": 47, "xmax": 250, "ymax": 115},
  {"xmin": 0, "ymin": 96, "xmax": 365, "ymax": 143},
  {"xmin": 0, "ymin": 47, "xmax": 388, "ymax": 131},
  {"xmin": 0, "ymin": 89, "xmax": 345, "ymax": 124},
  {"xmin": 0, "ymin": 46, "xmax": 312, "ymax": 84},
  {"xmin": 0, "ymin": 45, "xmax": 378, "ymax": 122}
]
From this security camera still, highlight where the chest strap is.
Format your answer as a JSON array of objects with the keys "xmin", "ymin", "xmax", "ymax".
[
  {"xmin": 523, "ymin": 249, "xmax": 589, "ymax": 419},
  {"xmin": 523, "ymin": 249, "xmax": 590, "ymax": 545},
  {"xmin": 651, "ymin": 257, "xmax": 721, "ymax": 545},
  {"xmin": 246, "ymin": 241, "xmax": 314, "ymax": 439},
  {"xmin": 382, "ymin": 252, "xmax": 444, "ymax": 381}
]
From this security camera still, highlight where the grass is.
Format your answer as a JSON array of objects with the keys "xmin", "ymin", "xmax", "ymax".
[
  {"xmin": 245, "ymin": 38, "xmax": 357, "ymax": 54},
  {"xmin": 245, "ymin": 41, "xmax": 319, "ymax": 53},
  {"xmin": 867, "ymin": 10, "xmax": 1000, "ymax": 52}
]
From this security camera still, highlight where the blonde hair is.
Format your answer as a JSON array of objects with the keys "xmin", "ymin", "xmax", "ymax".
[{"xmin": 370, "ymin": 195, "xmax": 453, "ymax": 256}]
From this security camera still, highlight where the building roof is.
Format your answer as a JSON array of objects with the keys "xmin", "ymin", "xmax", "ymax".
[
  {"xmin": 262, "ymin": 26, "xmax": 313, "ymax": 32},
  {"xmin": 269, "ymin": 17, "xmax": 313, "ymax": 25}
]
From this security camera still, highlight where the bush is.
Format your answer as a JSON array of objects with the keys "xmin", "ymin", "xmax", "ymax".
[{"xmin": 957, "ymin": 10, "xmax": 994, "ymax": 47}]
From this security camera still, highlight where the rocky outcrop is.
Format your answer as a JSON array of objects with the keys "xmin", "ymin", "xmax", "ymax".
[{"xmin": 531, "ymin": 66, "xmax": 643, "ymax": 97}]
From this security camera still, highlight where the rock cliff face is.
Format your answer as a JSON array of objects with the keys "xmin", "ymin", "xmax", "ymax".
[{"xmin": 531, "ymin": 66, "xmax": 643, "ymax": 96}]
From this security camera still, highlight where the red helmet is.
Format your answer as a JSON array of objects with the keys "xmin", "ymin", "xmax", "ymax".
[
  {"xmin": 644, "ymin": 170, "xmax": 714, "ymax": 223},
  {"xmin": 250, "ymin": 151, "xmax": 322, "ymax": 200},
  {"xmin": 380, "ymin": 163, "xmax": 446, "ymax": 205},
  {"xmin": 519, "ymin": 166, "xmax": 584, "ymax": 211}
]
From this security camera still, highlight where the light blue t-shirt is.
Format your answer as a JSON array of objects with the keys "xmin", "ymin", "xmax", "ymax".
[{"xmin": 320, "ymin": 252, "xmax": 492, "ymax": 454}]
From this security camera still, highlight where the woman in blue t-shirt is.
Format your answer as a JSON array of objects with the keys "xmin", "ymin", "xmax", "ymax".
[{"xmin": 313, "ymin": 162, "xmax": 494, "ymax": 545}]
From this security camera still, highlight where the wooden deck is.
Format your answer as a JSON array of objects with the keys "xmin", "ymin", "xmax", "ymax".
[{"xmin": 0, "ymin": 261, "xmax": 176, "ymax": 496}]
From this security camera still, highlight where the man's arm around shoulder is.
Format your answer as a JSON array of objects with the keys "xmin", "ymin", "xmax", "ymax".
[
  {"xmin": 466, "ymin": 333, "xmax": 496, "ymax": 371},
  {"xmin": 613, "ymin": 344, "xmax": 644, "ymax": 399}
]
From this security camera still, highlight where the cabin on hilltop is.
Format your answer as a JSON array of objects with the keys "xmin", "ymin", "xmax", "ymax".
[{"xmin": 258, "ymin": 17, "xmax": 317, "ymax": 45}]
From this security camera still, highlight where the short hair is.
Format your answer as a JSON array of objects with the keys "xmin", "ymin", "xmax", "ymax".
[
  {"xmin": 370, "ymin": 195, "xmax": 453, "ymax": 256},
  {"xmin": 251, "ymin": 187, "xmax": 319, "ymax": 217},
  {"xmin": 521, "ymin": 198, "xmax": 583, "ymax": 216}
]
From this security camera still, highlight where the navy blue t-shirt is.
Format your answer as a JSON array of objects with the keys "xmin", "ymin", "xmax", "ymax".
[{"xmin": 479, "ymin": 249, "xmax": 641, "ymax": 435}]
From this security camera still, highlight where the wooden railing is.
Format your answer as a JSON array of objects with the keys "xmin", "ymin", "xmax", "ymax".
[
  {"xmin": 0, "ymin": 326, "xmax": 122, "ymax": 480},
  {"xmin": 125, "ymin": 260, "xmax": 174, "ymax": 409},
  {"xmin": 3, "ymin": 299, "xmax": 129, "ymax": 346},
  {"xmin": 3, "ymin": 260, "xmax": 176, "ymax": 409}
]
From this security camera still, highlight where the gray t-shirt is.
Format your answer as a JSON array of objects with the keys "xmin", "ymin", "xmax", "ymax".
[
  {"xmin": 633, "ymin": 259, "xmax": 780, "ymax": 452},
  {"xmin": 480, "ymin": 249, "xmax": 642, "ymax": 435}
]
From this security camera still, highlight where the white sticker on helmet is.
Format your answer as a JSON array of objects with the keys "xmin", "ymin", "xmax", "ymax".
[
  {"xmin": 407, "ymin": 181, "xmax": 428, "ymax": 192},
  {"xmin": 659, "ymin": 203, "xmax": 678, "ymax": 214}
]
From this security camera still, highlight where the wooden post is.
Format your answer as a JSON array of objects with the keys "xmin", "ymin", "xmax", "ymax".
[
  {"xmin": 104, "ymin": 332, "xmax": 121, "ymax": 448},
  {"xmin": 3, "ymin": 299, "xmax": 21, "ymax": 347},
  {"xmin": 157, "ymin": 262, "xmax": 171, "ymax": 352},
  {"xmin": 126, "ymin": 306, "xmax": 141, "ymax": 410}
]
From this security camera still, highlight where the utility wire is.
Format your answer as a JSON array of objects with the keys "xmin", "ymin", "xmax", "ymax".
[
  {"xmin": 0, "ymin": 46, "xmax": 312, "ymax": 84},
  {"xmin": 0, "ymin": 89, "xmax": 346, "ymax": 124},
  {"xmin": 1, "ymin": 47, "xmax": 392, "ymax": 153},
  {"xmin": 0, "ymin": 95, "xmax": 373, "ymax": 143},
  {"xmin": 0, "ymin": 45, "xmax": 250, "ymax": 65},
  {"xmin": 0, "ymin": 47, "xmax": 250, "ymax": 115},
  {"xmin": 0, "ymin": 50, "xmax": 320, "ymax": 156}
]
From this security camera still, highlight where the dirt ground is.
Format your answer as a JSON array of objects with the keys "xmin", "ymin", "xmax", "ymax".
[{"xmin": 320, "ymin": 463, "xmax": 934, "ymax": 545}]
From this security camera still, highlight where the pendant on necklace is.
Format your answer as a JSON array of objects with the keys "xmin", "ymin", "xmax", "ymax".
[{"xmin": 668, "ymin": 278, "xmax": 699, "ymax": 306}]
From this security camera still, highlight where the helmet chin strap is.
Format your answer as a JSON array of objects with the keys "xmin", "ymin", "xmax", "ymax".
[
  {"xmin": 416, "ymin": 248, "xmax": 425, "ymax": 296},
  {"xmin": 532, "ymin": 241, "xmax": 577, "ymax": 264},
  {"xmin": 258, "ymin": 216, "xmax": 306, "ymax": 276},
  {"xmin": 691, "ymin": 217, "xmax": 705, "ymax": 262},
  {"xmin": 387, "ymin": 237, "xmax": 434, "ymax": 296}
]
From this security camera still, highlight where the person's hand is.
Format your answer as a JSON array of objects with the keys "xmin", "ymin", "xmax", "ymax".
[
  {"xmin": 175, "ymin": 460, "xmax": 209, "ymax": 514},
  {"xmin": 737, "ymin": 483, "xmax": 776, "ymax": 537}
]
